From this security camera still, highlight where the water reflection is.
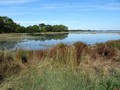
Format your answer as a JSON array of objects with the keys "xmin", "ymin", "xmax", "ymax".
[
  {"xmin": 0, "ymin": 33, "xmax": 120, "ymax": 50},
  {"xmin": 0, "ymin": 41, "xmax": 18, "ymax": 50},
  {"xmin": 0, "ymin": 33, "xmax": 69, "ymax": 50},
  {"xmin": 27, "ymin": 33, "xmax": 69, "ymax": 41}
]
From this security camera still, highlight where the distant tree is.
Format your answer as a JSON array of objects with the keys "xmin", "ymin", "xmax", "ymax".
[
  {"xmin": 45, "ymin": 25, "xmax": 53, "ymax": 32},
  {"xmin": 39, "ymin": 23, "xmax": 47, "ymax": 32},
  {"xmin": 0, "ymin": 16, "xmax": 69, "ymax": 33},
  {"xmin": 39, "ymin": 23, "xmax": 46, "ymax": 29},
  {"xmin": 25, "ymin": 25, "xmax": 39, "ymax": 33},
  {"xmin": 53, "ymin": 25, "xmax": 68, "ymax": 32},
  {"xmin": 32, "ymin": 25, "xmax": 39, "ymax": 32},
  {"xmin": 16, "ymin": 25, "xmax": 26, "ymax": 33},
  {"xmin": 0, "ymin": 16, "xmax": 4, "ymax": 33},
  {"xmin": 0, "ymin": 16, "xmax": 3, "ymax": 25},
  {"xmin": 0, "ymin": 16, "xmax": 17, "ymax": 33},
  {"xmin": 26, "ymin": 26, "xmax": 34, "ymax": 33}
]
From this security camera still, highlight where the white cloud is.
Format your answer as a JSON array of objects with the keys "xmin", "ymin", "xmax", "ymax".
[
  {"xmin": 41, "ymin": 2, "xmax": 120, "ymax": 10},
  {"xmin": 1, "ymin": 1, "xmax": 120, "ymax": 17},
  {"xmin": 14, "ymin": 20, "xmax": 80, "ymax": 26},
  {"xmin": 0, "ymin": 0, "xmax": 37, "ymax": 5},
  {"xmin": 0, "ymin": 12, "xmax": 29, "ymax": 16},
  {"xmin": 15, "ymin": 20, "xmax": 47, "ymax": 26},
  {"xmin": 0, "ymin": 5, "xmax": 32, "ymax": 16},
  {"xmin": 101, "ymin": 3, "xmax": 120, "ymax": 10}
]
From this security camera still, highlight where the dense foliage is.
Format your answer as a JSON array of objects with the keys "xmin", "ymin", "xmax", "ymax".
[{"xmin": 0, "ymin": 16, "xmax": 68, "ymax": 33}]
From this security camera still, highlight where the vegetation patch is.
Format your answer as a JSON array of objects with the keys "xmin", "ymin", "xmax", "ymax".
[
  {"xmin": 0, "ymin": 40, "xmax": 120, "ymax": 90},
  {"xmin": 0, "ymin": 16, "xmax": 68, "ymax": 33}
]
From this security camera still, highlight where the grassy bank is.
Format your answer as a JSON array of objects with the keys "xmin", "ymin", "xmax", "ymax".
[{"xmin": 0, "ymin": 40, "xmax": 120, "ymax": 90}]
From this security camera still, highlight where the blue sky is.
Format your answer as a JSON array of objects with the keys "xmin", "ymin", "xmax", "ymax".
[{"xmin": 0, "ymin": 0, "xmax": 120, "ymax": 30}]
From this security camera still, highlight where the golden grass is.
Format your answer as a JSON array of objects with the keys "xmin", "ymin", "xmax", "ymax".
[{"xmin": 0, "ymin": 40, "xmax": 120, "ymax": 90}]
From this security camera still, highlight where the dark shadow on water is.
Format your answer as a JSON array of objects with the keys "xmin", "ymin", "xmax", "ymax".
[
  {"xmin": 0, "ymin": 33, "xmax": 69, "ymax": 50},
  {"xmin": 27, "ymin": 33, "xmax": 69, "ymax": 41},
  {"xmin": 0, "ymin": 41, "xmax": 18, "ymax": 50}
]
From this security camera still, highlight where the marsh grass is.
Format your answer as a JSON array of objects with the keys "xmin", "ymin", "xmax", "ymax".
[
  {"xmin": 1, "ymin": 62, "xmax": 120, "ymax": 90},
  {"xmin": 0, "ymin": 40, "xmax": 120, "ymax": 90},
  {"xmin": 95, "ymin": 45, "xmax": 116, "ymax": 58},
  {"xmin": 97, "ymin": 40, "xmax": 120, "ymax": 50}
]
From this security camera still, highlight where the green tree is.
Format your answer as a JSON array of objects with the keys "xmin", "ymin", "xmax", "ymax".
[
  {"xmin": 39, "ymin": 23, "xmax": 46, "ymax": 32},
  {"xmin": 39, "ymin": 23, "xmax": 46, "ymax": 29},
  {"xmin": 26, "ymin": 26, "xmax": 34, "ymax": 33},
  {"xmin": 16, "ymin": 25, "xmax": 26, "ymax": 33},
  {"xmin": 26, "ymin": 25, "xmax": 39, "ymax": 33},
  {"xmin": 45, "ymin": 25, "xmax": 53, "ymax": 32},
  {"xmin": 53, "ymin": 25, "xmax": 68, "ymax": 32},
  {"xmin": 0, "ymin": 16, "xmax": 17, "ymax": 33},
  {"xmin": 0, "ymin": 16, "xmax": 69, "ymax": 33},
  {"xmin": 32, "ymin": 25, "xmax": 39, "ymax": 32}
]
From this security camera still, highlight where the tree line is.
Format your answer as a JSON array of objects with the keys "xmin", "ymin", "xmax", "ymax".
[{"xmin": 0, "ymin": 16, "xmax": 68, "ymax": 33}]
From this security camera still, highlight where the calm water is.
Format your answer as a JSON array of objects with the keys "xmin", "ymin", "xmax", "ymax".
[{"xmin": 0, "ymin": 33, "xmax": 120, "ymax": 50}]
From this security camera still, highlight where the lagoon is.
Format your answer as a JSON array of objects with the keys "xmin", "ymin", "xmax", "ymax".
[{"xmin": 0, "ymin": 32, "xmax": 120, "ymax": 50}]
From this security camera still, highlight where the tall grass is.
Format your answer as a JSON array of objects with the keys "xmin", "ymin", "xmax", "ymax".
[
  {"xmin": 97, "ymin": 40, "xmax": 120, "ymax": 50},
  {"xmin": 1, "ymin": 60, "xmax": 120, "ymax": 90},
  {"xmin": 0, "ymin": 40, "xmax": 120, "ymax": 90}
]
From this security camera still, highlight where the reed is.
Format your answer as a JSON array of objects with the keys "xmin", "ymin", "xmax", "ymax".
[{"xmin": 0, "ymin": 40, "xmax": 120, "ymax": 90}]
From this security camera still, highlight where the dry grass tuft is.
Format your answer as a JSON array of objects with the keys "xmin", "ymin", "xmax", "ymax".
[
  {"xmin": 0, "ymin": 40, "xmax": 120, "ymax": 88},
  {"xmin": 73, "ymin": 42, "xmax": 87, "ymax": 65},
  {"xmin": 96, "ymin": 44, "xmax": 116, "ymax": 58}
]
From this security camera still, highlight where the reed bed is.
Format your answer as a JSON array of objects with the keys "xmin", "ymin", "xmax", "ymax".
[{"xmin": 0, "ymin": 40, "xmax": 120, "ymax": 90}]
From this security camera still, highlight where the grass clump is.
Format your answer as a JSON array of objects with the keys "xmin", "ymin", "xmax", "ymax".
[
  {"xmin": 0, "ymin": 51, "xmax": 21, "ymax": 83},
  {"xmin": 96, "ymin": 44, "xmax": 116, "ymax": 58},
  {"xmin": 97, "ymin": 40, "xmax": 120, "ymax": 50},
  {"xmin": 73, "ymin": 42, "xmax": 87, "ymax": 65},
  {"xmin": 0, "ymin": 40, "xmax": 120, "ymax": 90},
  {"xmin": 1, "ymin": 63, "xmax": 120, "ymax": 90}
]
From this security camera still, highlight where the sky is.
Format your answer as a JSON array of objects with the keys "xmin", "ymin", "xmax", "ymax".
[{"xmin": 0, "ymin": 0, "xmax": 120, "ymax": 30}]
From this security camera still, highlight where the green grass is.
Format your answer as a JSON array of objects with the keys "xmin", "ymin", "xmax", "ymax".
[
  {"xmin": 0, "ymin": 40, "xmax": 120, "ymax": 90},
  {"xmin": 1, "ymin": 64, "xmax": 120, "ymax": 90}
]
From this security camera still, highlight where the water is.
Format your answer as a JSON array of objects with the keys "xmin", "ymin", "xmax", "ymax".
[{"xmin": 0, "ymin": 33, "xmax": 120, "ymax": 50}]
